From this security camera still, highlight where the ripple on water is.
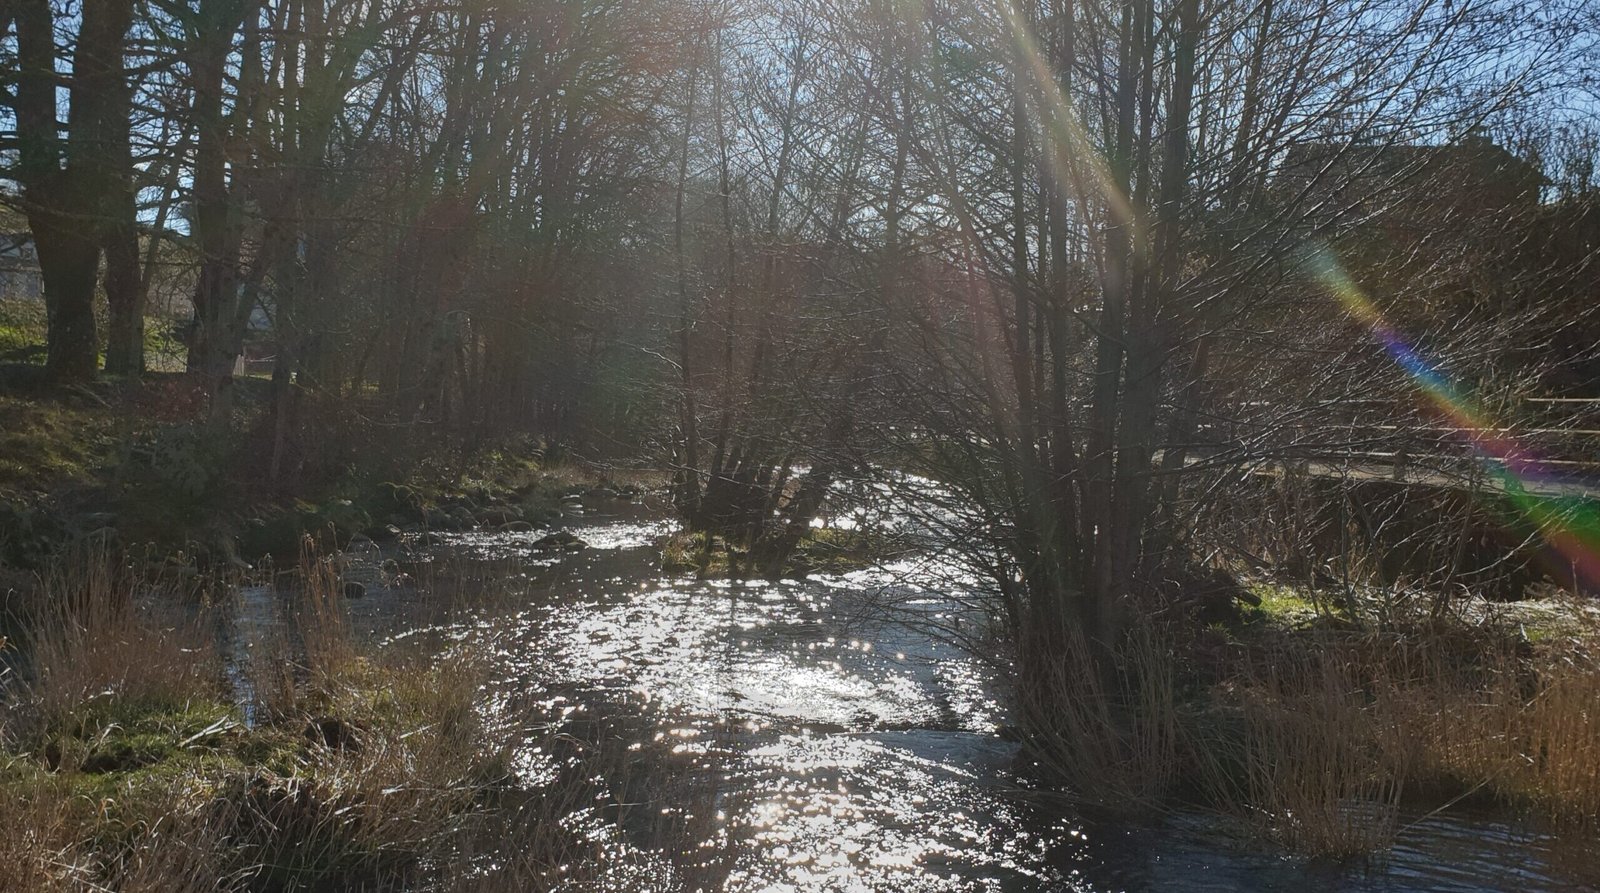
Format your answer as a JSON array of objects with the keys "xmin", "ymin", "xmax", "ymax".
[
  {"xmin": 724, "ymin": 732, "xmax": 1064, "ymax": 893},
  {"xmin": 543, "ymin": 582, "xmax": 949, "ymax": 729},
  {"xmin": 330, "ymin": 508, "xmax": 1600, "ymax": 893}
]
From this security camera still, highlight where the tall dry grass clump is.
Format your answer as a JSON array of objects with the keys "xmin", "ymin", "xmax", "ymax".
[
  {"xmin": 1018, "ymin": 626, "xmax": 1179, "ymax": 809},
  {"xmin": 1024, "ymin": 588, "xmax": 1600, "ymax": 859},
  {"xmin": 15, "ymin": 541, "xmax": 223, "ymax": 733},
  {"xmin": 1188, "ymin": 604, "xmax": 1600, "ymax": 857},
  {"xmin": 0, "ymin": 542, "xmax": 240, "ymax": 892},
  {"xmin": 0, "ymin": 539, "xmax": 624, "ymax": 892},
  {"xmin": 1191, "ymin": 645, "xmax": 1408, "ymax": 856},
  {"xmin": 1517, "ymin": 646, "xmax": 1600, "ymax": 819},
  {"xmin": 1377, "ymin": 626, "xmax": 1600, "ymax": 823},
  {"xmin": 3, "ymin": 539, "xmax": 226, "ymax": 787},
  {"xmin": 208, "ymin": 537, "xmax": 527, "ymax": 890},
  {"xmin": 0, "ymin": 771, "xmax": 87, "ymax": 892}
]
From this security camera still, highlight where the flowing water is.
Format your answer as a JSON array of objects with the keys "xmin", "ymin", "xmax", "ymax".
[{"xmin": 266, "ymin": 498, "xmax": 1598, "ymax": 892}]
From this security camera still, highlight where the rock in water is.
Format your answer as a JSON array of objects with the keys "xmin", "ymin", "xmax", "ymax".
[
  {"xmin": 342, "ymin": 581, "xmax": 367, "ymax": 599},
  {"xmin": 532, "ymin": 530, "xmax": 589, "ymax": 551}
]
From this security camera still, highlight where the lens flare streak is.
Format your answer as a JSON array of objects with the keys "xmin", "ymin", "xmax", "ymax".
[{"xmin": 1308, "ymin": 247, "xmax": 1600, "ymax": 590}]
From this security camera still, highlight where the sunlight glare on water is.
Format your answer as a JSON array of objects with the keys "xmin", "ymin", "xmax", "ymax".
[{"xmin": 325, "ymin": 502, "xmax": 1600, "ymax": 893}]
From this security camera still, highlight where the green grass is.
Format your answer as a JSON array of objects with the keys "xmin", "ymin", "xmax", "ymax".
[
  {"xmin": 0, "ymin": 298, "xmax": 188, "ymax": 372},
  {"xmin": 0, "ymin": 395, "xmax": 115, "ymax": 499},
  {"xmin": 1244, "ymin": 582, "xmax": 1323, "ymax": 625},
  {"xmin": 8, "ymin": 699, "xmax": 279, "ymax": 808},
  {"xmin": 0, "ymin": 299, "xmax": 47, "ymax": 361}
]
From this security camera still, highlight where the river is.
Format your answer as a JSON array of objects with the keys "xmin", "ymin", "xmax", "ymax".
[{"xmin": 246, "ymin": 496, "xmax": 1598, "ymax": 892}]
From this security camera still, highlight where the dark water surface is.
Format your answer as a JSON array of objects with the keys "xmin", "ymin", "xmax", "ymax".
[{"xmin": 245, "ymin": 499, "xmax": 1600, "ymax": 892}]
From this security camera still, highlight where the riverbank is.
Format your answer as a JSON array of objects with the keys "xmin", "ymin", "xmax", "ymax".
[
  {"xmin": 1018, "ymin": 579, "xmax": 1600, "ymax": 862},
  {"xmin": 0, "ymin": 541, "xmax": 672, "ymax": 892},
  {"xmin": 2, "ymin": 500, "xmax": 1598, "ymax": 890},
  {"xmin": 0, "ymin": 382, "xmax": 683, "ymax": 888},
  {"xmin": 0, "ymin": 376, "xmax": 662, "ymax": 583}
]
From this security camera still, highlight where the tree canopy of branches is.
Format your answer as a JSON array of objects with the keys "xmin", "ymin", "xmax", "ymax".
[
  {"xmin": 2, "ymin": 0, "xmax": 1596, "ymax": 659},
  {"xmin": 655, "ymin": 0, "xmax": 1599, "ymax": 673}
]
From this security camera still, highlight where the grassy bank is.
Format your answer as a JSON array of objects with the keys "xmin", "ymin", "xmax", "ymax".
[
  {"xmin": 659, "ymin": 526, "xmax": 909, "ymax": 579},
  {"xmin": 0, "ymin": 543, "xmax": 668, "ymax": 892},
  {"xmin": 0, "ymin": 299, "xmax": 188, "ymax": 373},
  {"xmin": 1022, "ymin": 583, "xmax": 1600, "ymax": 866},
  {"xmin": 0, "ymin": 371, "xmax": 683, "ymax": 890},
  {"xmin": 0, "ymin": 377, "xmax": 662, "ymax": 579}
]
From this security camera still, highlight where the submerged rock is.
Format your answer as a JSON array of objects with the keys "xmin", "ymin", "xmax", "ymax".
[{"xmin": 532, "ymin": 530, "xmax": 589, "ymax": 551}]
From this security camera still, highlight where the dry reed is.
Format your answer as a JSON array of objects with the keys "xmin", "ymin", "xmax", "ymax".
[
  {"xmin": 0, "ymin": 539, "xmax": 635, "ymax": 892},
  {"xmin": 1018, "ymin": 626, "xmax": 1179, "ymax": 809},
  {"xmin": 1195, "ymin": 648, "xmax": 1407, "ymax": 856},
  {"xmin": 1024, "ymin": 594, "xmax": 1600, "ymax": 859}
]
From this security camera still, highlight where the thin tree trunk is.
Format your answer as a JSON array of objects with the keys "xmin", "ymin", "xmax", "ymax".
[
  {"xmin": 1083, "ymin": 0, "xmax": 1146, "ymax": 649},
  {"xmin": 674, "ymin": 56, "xmax": 703, "ymax": 517},
  {"xmin": 188, "ymin": 2, "xmax": 239, "ymax": 389},
  {"xmin": 103, "ymin": 96, "xmax": 143, "ymax": 376}
]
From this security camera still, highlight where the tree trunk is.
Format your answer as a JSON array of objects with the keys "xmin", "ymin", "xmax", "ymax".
[
  {"xmin": 14, "ymin": 0, "xmax": 128, "ymax": 383},
  {"xmin": 33, "ymin": 217, "xmax": 101, "ymax": 383},
  {"xmin": 673, "ymin": 57, "xmax": 702, "ymax": 518},
  {"xmin": 187, "ymin": 0, "xmax": 254, "ymax": 415},
  {"xmin": 103, "ymin": 160, "xmax": 144, "ymax": 376},
  {"xmin": 94, "ymin": 0, "xmax": 141, "ymax": 378}
]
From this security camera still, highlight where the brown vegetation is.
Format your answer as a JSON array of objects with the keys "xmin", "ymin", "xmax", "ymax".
[
  {"xmin": 1017, "ymin": 587, "xmax": 1600, "ymax": 859},
  {"xmin": 1, "ymin": 0, "xmax": 1598, "ymax": 879},
  {"xmin": 0, "ymin": 541, "xmax": 694, "ymax": 892}
]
